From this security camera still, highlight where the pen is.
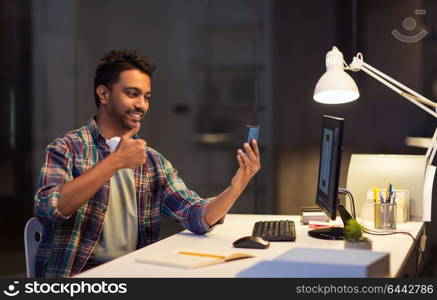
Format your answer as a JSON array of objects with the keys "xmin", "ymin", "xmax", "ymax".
[
  {"xmin": 389, "ymin": 183, "xmax": 393, "ymax": 201},
  {"xmin": 373, "ymin": 188, "xmax": 378, "ymax": 203},
  {"xmin": 392, "ymin": 191, "xmax": 396, "ymax": 204},
  {"xmin": 179, "ymin": 251, "xmax": 225, "ymax": 259},
  {"xmin": 378, "ymin": 191, "xmax": 384, "ymax": 203},
  {"xmin": 385, "ymin": 183, "xmax": 390, "ymax": 203}
]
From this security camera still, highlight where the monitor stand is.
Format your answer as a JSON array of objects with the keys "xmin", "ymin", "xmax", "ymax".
[{"xmin": 307, "ymin": 204, "xmax": 353, "ymax": 240}]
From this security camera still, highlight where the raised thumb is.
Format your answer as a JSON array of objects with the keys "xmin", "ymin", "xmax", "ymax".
[{"xmin": 122, "ymin": 122, "xmax": 140, "ymax": 139}]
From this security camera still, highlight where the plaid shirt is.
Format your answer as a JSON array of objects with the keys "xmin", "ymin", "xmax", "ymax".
[{"xmin": 34, "ymin": 117, "xmax": 216, "ymax": 278}]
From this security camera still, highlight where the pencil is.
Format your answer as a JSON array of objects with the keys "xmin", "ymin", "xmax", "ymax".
[{"xmin": 178, "ymin": 251, "xmax": 225, "ymax": 259}]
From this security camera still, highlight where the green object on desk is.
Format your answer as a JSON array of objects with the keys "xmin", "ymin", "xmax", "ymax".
[{"xmin": 344, "ymin": 219, "xmax": 367, "ymax": 243}]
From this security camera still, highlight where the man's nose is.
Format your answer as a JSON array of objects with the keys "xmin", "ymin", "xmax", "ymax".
[{"xmin": 134, "ymin": 98, "xmax": 147, "ymax": 111}]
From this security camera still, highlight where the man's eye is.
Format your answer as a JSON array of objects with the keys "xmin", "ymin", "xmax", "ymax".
[{"xmin": 127, "ymin": 92, "xmax": 137, "ymax": 98}]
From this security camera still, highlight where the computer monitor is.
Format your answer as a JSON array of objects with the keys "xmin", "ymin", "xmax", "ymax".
[{"xmin": 308, "ymin": 115, "xmax": 350, "ymax": 240}]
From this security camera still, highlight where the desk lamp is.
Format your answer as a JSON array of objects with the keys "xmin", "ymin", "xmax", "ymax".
[
  {"xmin": 313, "ymin": 46, "xmax": 437, "ymax": 161},
  {"xmin": 314, "ymin": 46, "xmax": 437, "ymax": 222},
  {"xmin": 313, "ymin": 46, "xmax": 437, "ymax": 119}
]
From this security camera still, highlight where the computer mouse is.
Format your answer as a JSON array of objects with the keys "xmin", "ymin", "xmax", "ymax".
[{"xmin": 233, "ymin": 236, "xmax": 270, "ymax": 249}]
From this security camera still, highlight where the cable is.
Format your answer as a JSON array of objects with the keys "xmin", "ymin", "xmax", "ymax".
[
  {"xmin": 361, "ymin": 226, "xmax": 425, "ymax": 277},
  {"xmin": 338, "ymin": 188, "xmax": 356, "ymax": 219},
  {"xmin": 337, "ymin": 187, "xmax": 423, "ymax": 277}
]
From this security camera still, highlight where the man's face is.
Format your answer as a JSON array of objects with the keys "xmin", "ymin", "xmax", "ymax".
[{"xmin": 104, "ymin": 69, "xmax": 151, "ymax": 130}]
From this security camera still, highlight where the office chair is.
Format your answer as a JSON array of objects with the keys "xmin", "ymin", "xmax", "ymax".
[{"xmin": 24, "ymin": 217, "xmax": 43, "ymax": 278}]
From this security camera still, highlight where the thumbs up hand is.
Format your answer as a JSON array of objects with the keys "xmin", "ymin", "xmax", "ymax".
[{"xmin": 113, "ymin": 123, "xmax": 147, "ymax": 169}]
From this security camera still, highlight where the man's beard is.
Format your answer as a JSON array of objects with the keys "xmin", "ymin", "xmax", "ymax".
[
  {"xmin": 121, "ymin": 115, "xmax": 134, "ymax": 130},
  {"xmin": 121, "ymin": 110, "xmax": 144, "ymax": 130},
  {"xmin": 107, "ymin": 101, "xmax": 144, "ymax": 130}
]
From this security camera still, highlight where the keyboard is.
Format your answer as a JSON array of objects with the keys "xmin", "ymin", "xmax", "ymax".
[{"xmin": 252, "ymin": 220, "xmax": 296, "ymax": 241}]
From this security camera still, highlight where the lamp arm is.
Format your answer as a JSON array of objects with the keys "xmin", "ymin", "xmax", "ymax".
[
  {"xmin": 426, "ymin": 128, "xmax": 437, "ymax": 165},
  {"xmin": 362, "ymin": 61, "xmax": 437, "ymax": 109},
  {"xmin": 360, "ymin": 64, "xmax": 437, "ymax": 118},
  {"xmin": 348, "ymin": 56, "xmax": 437, "ymax": 118}
]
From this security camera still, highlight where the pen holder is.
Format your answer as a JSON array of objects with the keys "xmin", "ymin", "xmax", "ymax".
[
  {"xmin": 364, "ymin": 189, "xmax": 409, "ymax": 223},
  {"xmin": 374, "ymin": 203, "xmax": 397, "ymax": 230}
]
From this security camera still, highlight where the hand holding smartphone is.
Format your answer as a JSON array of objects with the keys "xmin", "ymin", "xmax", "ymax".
[{"xmin": 246, "ymin": 125, "xmax": 260, "ymax": 147}]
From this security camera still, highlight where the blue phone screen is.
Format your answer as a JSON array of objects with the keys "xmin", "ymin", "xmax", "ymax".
[{"xmin": 247, "ymin": 126, "xmax": 260, "ymax": 144}]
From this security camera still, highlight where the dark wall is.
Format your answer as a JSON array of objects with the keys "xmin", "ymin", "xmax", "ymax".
[
  {"xmin": 0, "ymin": 0, "xmax": 32, "ymax": 230},
  {"xmin": 273, "ymin": 0, "xmax": 434, "ymax": 153}
]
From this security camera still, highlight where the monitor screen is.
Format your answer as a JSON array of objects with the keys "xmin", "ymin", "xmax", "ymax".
[
  {"xmin": 315, "ymin": 115, "xmax": 344, "ymax": 220},
  {"xmin": 308, "ymin": 115, "xmax": 345, "ymax": 240}
]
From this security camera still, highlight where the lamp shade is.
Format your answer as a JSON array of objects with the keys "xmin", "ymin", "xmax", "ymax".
[{"xmin": 313, "ymin": 46, "xmax": 360, "ymax": 104}]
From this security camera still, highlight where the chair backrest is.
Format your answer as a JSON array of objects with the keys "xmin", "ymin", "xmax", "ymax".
[{"xmin": 24, "ymin": 217, "xmax": 43, "ymax": 278}]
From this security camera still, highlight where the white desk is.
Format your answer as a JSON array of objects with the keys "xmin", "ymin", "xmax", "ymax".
[{"xmin": 76, "ymin": 214, "xmax": 424, "ymax": 278}]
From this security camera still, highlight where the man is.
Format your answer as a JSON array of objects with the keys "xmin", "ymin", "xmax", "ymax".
[{"xmin": 34, "ymin": 49, "xmax": 260, "ymax": 278}]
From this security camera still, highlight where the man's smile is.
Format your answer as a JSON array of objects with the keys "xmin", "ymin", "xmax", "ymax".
[{"xmin": 128, "ymin": 110, "xmax": 144, "ymax": 121}]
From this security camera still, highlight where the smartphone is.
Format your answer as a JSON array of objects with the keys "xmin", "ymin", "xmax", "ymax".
[{"xmin": 246, "ymin": 125, "xmax": 260, "ymax": 146}]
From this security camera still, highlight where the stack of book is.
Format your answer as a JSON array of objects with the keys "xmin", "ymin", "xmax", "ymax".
[{"xmin": 300, "ymin": 207, "xmax": 329, "ymax": 225}]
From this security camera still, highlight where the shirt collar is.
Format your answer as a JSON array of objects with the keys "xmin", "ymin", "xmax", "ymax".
[
  {"xmin": 87, "ymin": 116, "xmax": 107, "ymax": 145},
  {"xmin": 87, "ymin": 116, "xmax": 140, "ymax": 145}
]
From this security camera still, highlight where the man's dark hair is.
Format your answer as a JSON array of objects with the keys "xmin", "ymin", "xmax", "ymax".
[{"xmin": 94, "ymin": 49, "xmax": 156, "ymax": 107}]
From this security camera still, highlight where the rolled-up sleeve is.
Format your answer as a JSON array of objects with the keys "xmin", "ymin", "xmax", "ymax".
[
  {"xmin": 34, "ymin": 140, "xmax": 73, "ymax": 224},
  {"xmin": 159, "ymin": 156, "xmax": 222, "ymax": 235}
]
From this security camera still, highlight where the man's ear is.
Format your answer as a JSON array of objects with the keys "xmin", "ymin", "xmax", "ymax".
[{"xmin": 96, "ymin": 85, "xmax": 109, "ymax": 105}]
